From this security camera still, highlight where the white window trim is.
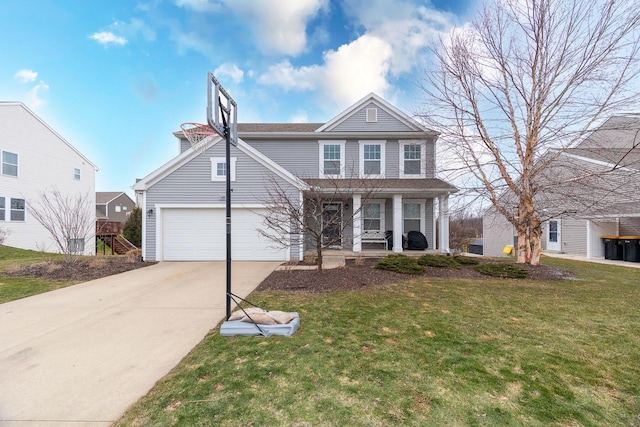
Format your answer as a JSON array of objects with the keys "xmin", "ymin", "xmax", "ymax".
[
  {"xmin": 210, "ymin": 157, "xmax": 237, "ymax": 182},
  {"xmin": 399, "ymin": 140, "xmax": 426, "ymax": 179},
  {"xmin": 361, "ymin": 199, "xmax": 386, "ymax": 233},
  {"xmin": 403, "ymin": 200, "xmax": 426, "ymax": 235},
  {"xmin": 73, "ymin": 168, "xmax": 81, "ymax": 180},
  {"xmin": 2, "ymin": 151, "xmax": 18, "ymax": 177},
  {"xmin": 359, "ymin": 140, "xmax": 386, "ymax": 178},
  {"xmin": 319, "ymin": 141, "xmax": 346, "ymax": 179}
]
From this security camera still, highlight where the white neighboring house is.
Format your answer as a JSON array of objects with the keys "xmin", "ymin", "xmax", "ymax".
[{"xmin": 0, "ymin": 102, "xmax": 98, "ymax": 254}]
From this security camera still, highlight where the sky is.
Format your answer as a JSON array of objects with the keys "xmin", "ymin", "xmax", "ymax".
[{"xmin": 1, "ymin": 0, "xmax": 477, "ymax": 197}]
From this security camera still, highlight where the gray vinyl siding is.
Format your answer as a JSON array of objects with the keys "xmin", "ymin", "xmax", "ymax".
[
  {"xmin": 330, "ymin": 102, "xmax": 416, "ymax": 132},
  {"xmin": 345, "ymin": 140, "xmax": 359, "ymax": 178},
  {"xmin": 561, "ymin": 219, "xmax": 587, "ymax": 255},
  {"xmin": 243, "ymin": 139, "xmax": 318, "ymax": 177},
  {"xmin": 143, "ymin": 142, "xmax": 300, "ymax": 261},
  {"xmin": 386, "ymin": 141, "xmax": 399, "ymax": 178},
  {"xmin": 425, "ymin": 198, "xmax": 434, "ymax": 249},
  {"xmin": 426, "ymin": 140, "xmax": 435, "ymax": 178},
  {"xmin": 620, "ymin": 217, "xmax": 640, "ymax": 235}
]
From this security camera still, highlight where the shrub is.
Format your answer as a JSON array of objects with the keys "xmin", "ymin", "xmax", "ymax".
[
  {"xmin": 123, "ymin": 207, "xmax": 142, "ymax": 248},
  {"xmin": 454, "ymin": 256, "xmax": 481, "ymax": 265},
  {"xmin": 376, "ymin": 254, "xmax": 425, "ymax": 275},
  {"xmin": 474, "ymin": 263, "xmax": 529, "ymax": 279},
  {"xmin": 417, "ymin": 254, "xmax": 461, "ymax": 269}
]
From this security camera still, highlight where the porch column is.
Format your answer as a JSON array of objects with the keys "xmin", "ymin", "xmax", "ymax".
[
  {"xmin": 438, "ymin": 194, "xmax": 450, "ymax": 253},
  {"xmin": 352, "ymin": 193, "xmax": 362, "ymax": 252},
  {"xmin": 393, "ymin": 194, "xmax": 403, "ymax": 253}
]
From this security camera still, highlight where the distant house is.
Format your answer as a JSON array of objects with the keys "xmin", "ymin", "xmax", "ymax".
[
  {"xmin": 133, "ymin": 93, "xmax": 458, "ymax": 262},
  {"xmin": 0, "ymin": 102, "xmax": 98, "ymax": 254},
  {"xmin": 483, "ymin": 115, "xmax": 640, "ymax": 260},
  {"xmin": 96, "ymin": 192, "xmax": 136, "ymax": 225}
]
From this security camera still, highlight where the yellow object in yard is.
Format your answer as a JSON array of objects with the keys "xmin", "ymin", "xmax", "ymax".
[{"xmin": 502, "ymin": 245, "xmax": 514, "ymax": 255}]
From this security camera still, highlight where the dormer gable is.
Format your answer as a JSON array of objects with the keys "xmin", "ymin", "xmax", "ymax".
[{"xmin": 315, "ymin": 93, "xmax": 428, "ymax": 134}]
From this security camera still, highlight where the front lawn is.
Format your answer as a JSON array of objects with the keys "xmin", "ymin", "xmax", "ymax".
[{"xmin": 115, "ymin": 257, "xmax": 640, "ymax": 426}]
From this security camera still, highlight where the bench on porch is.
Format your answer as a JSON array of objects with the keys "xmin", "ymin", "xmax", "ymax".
[{"xmin": 361, "ymin": 230, "xmax": 389, "ymax": 250}]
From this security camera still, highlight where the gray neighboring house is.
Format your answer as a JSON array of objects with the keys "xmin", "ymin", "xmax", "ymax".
[
  {"xmin": 96, "ymin": 192, "xmax": 136, "ymax": 225},
  {"xmin": 133, "ymin": 93, "xmax": 458, "ymax": 262},
  {"xmin": 483, "ymin": 115, "xmax": 640, "ymax": 259}
]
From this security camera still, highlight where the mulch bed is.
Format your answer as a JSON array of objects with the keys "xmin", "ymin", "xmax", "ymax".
[
  {"xmin": 256, "ymin": 257, "xmax": 575, "ymax": 294},
  {"xmin": 2, "ymin": 255, "xmax": 574, "ymax": 294},
  {"xmin": 2, "ymin": 257, "xmax": 155, "ymax": 282}
]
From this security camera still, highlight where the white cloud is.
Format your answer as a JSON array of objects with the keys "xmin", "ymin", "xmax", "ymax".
[
  {"xmin": 258, "ymin": 60, "xmax": 319, "ymax": 91},
  {"xmin": 342, "ymin": 0, "xmax": 458, "ymax": 75},
  {"xmin": 320, "ymin": 35, "xmax": 392, "ymax": 106},
  {"xmin": 26, "ymin": 81, "xmax": 50, "ymax": 109},
  {"xmin": 14, "ymin": 69, "xmax": 38, "ymax": 84},
  {"xmin": 214, "ymin": 63, "xmax": 244, "ymax": 83},
  {"xmin": 225, "ymin": 0, "xmax": 328, "ymax": 56},
  {"xmin": 290, "ymin": 111, "xmax": 309, "ymax": 123},
  {"xmin": 89, "ymin": 31, "xmax": 128, "ymax": 46},
  {"xmin": 258, "ymin": 34, "xmax": 392, "ymax": 109}
]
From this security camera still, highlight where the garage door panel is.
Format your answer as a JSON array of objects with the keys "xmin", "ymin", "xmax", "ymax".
[{"xmin": 162, "ymin": 208, "xmax": 286, "ymax": 261}]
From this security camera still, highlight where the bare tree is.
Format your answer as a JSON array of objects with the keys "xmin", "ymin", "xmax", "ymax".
[
  {"xmin": 421, "ymin": 0, "xmax": 640, "ymax": 265},
  {"xmin": 258, "ymin": 172, "xmax": 383, "ymax": 271},
  {"xmin": 449, "ymin": 208, "xmax": 483, "ymax": 252},
  {"xmin": 0, "ymin": 227, "xmax": 10, "ymax": 246},
  {"xmin": 29, "ymin": 189, "xmax": 95, "ymax": 263}
]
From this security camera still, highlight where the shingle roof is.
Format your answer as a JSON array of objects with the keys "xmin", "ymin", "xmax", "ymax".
[
  {"xmin": 238, "ymin": 123, "xmax": 323, "ymax": 133},
  {"xmin": 96, "ymin": 192, "xmax": 124, "ymax": 204}
]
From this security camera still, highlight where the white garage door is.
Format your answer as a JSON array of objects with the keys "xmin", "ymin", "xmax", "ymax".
[{"xmin": 161, "ymin": 208, "xmax": 287, "ymax": 261}]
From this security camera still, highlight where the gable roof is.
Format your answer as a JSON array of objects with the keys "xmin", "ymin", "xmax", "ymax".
[
  {"xmin": 132, "ymin": 135, "xmax": 308, "ymax": 192},
  {"xmin": 0, "ymin": 102, "xmax": 98, "ymax": 171},
  {"xmin": 235, "ymin": 93, "xmax": 438, "ymax": 140},
  {"xmin": 96, "ymin": 192, "xmax": 134, "ymax": 205},
  {"xmin": 315, "ymin": 93, "xmax": 435, "ymax": 135},
  {"xmin": 566, "ymin": 115, "xmax": 640, "ymax": 170}
]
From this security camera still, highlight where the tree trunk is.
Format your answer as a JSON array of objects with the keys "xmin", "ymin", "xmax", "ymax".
[{"xmin": 316, "ymin": 239, "xmax": 323, "ymax": 272}]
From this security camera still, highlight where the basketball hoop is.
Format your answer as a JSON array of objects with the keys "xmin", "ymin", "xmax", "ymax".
[{"xmin": 180, "ymin": 122, "xmax": 219, "ymax": 154}]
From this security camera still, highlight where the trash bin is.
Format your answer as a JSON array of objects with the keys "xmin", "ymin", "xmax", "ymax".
[
  {"xmin": 622, "ymin": 237, "xmax": 640, "ymax": 262},
  {"xmin": 602, "ymin": 236, "xmax": 623, "ymax": 260}
]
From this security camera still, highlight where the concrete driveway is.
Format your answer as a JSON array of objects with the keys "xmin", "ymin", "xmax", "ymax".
[{"xmin": 0, "ymin": 261, "xmax": 280, "ymax": 426}]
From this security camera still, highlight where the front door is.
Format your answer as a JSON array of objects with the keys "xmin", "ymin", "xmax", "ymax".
[
  {"xmin": 322, "ymin": 203, "xmax": 343, "ymax": 248},
  {"xmin": 547, "ymin": 219, "xmax": 561, "ymax": 251}
]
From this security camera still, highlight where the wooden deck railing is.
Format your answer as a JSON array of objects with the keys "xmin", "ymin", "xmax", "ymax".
[{"xmin": 96, "ymin": 220, "xmax": 122, "ymax": 236}]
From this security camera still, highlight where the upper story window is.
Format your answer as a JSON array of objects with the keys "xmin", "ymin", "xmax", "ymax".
[
  {"xmin": 2, "ymin": 151, "xmax": 18, "ymax": 177},
  {"xmin": 211, "ymin": 157, "xmax": 237, "ymax": 182},
  {"xmin": 359, "ymin": 141, "xmax": 385, "ymax": 177},
  {"xmin": 400, "ymin": 141, "xmax": 426, "ymax": 178},
  {"xmin": 73, "ymin": 168, "xmax": 81, "ymax": 180},
  {"xmin": 10, "ymin": 198, "xmax": 25, "ymax": 221},
  {"xmin": 115, "ymin": 205, "xmax": 122, "ymax": 213},
  {"xmin": 320, "ymin": 141, "xmax": 345, "ymax": 178}
]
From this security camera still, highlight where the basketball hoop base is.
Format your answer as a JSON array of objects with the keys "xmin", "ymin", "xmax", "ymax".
[{"xmin": 220, "ymin": 314, "xmax": 301, "ymax": 337}]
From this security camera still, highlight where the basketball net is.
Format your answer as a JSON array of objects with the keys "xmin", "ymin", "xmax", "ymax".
[{"xmin": 180, "ymin": 122, "xmax": 219, "ymax": 154}]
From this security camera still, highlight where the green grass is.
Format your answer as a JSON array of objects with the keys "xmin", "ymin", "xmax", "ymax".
[
  {"xmin": 115, "ymin": 257, "xmax": 640, "ymax": 426},
  {"xmin": 0, "ymin": 245, "xmax": 74, "ymax": 303}
]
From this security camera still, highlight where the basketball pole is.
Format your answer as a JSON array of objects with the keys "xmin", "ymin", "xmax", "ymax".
[{"xmin": 220, "ymin": 97, "xmax": 232, "ymax": 321}]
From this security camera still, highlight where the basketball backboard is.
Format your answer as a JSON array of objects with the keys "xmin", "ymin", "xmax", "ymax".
[{"xmin": 207, "ymin": 72, "xmax": 238, "ymax": 146}]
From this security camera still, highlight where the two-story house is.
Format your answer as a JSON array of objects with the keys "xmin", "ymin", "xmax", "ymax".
[
  {"xmin": 96, "ymin": 192, "xmax": 136, "ymax": 224},
  {"xmin": 0, "ymin": 102, "xmax": 98, "ymax": 254},
  {"xmin": 133, "ymin": 94, "xmax": 457, "ymax": 262}
]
